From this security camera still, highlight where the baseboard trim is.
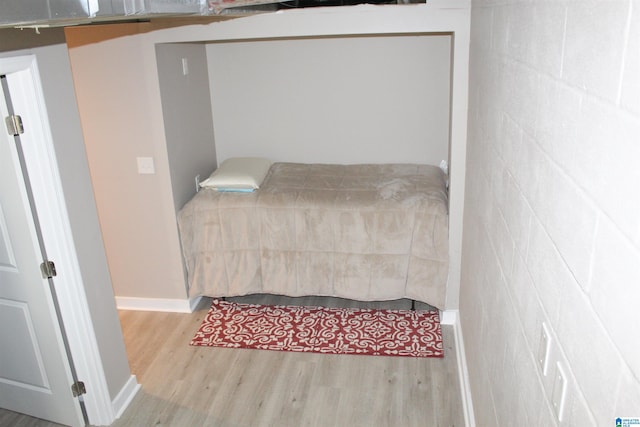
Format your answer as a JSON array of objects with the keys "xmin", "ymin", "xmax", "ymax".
[
  {"xmin": 448, "ymin": 310, "xmax": 476, "ymax": 427},
  {"xmin": 111, "ymin": 375, "xmax": 140, "ymax": 420},
  {"xmin": 189, "ymin": 295, "xmax": 205, "ymax": 311},
  {"xmin": 115, "ymin": 296, "xmax": 203, "ymax": 313},
  {"xmin": 439, "ymin": 309, "xmax": 457, "ymax": 325}
]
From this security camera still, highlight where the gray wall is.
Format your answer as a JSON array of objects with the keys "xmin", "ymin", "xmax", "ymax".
[
  {"xmin": 156, "ymin": 42, "xmax": 218, "ymax": 212},
  {"xmin": 207, "ymin": 35, "xmax": 451, "ymax": 165},
  {"xmin": 461, "ymin": 0, "xmax": 640, "ymax": 425}
]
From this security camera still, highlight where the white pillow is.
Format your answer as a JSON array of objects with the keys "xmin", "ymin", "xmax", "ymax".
[{"xmin": 199, "ymin": 157, "xmax": 272, "ymax": 191}]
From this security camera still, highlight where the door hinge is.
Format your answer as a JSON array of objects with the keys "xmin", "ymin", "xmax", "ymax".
[
  {"xmin": 40, "ymin": 260, "xmax": 57, "ymax": 279},
  {"xmin": 71, "ymin": 381, "xmax": 86, "ymax": 397},
  {"xmin": 5, "ymin": 114, "xmax": 24, "ymax": 136}
]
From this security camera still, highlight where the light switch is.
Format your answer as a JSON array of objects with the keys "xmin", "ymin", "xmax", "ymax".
[{"xmin": 137, "ymin": 157, "xmax": 155, "ymax": 174}]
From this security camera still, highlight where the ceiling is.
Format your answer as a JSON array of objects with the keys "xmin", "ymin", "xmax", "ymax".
[{"xmin": 0, "ymin": 0, "xmax": 417, "ymax": 29}]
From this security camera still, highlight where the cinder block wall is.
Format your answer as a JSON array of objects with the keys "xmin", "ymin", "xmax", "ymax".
[{"xmin": 460, "ymin": 0, "xmax": 640, "ymax": 425}]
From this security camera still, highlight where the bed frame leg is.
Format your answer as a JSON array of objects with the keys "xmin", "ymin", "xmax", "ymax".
[{"xmin": 410, "ymin": 299, "xmax": 416, "ymax": 311}]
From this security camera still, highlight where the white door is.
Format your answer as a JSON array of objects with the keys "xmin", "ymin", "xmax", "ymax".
[{"xmin": 0, "ymin": 78, "xmax": 85, "ymax": 426}]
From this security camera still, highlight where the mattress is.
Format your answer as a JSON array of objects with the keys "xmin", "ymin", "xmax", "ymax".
[{"xmin": 177, "ymin": 162, "xmax": 449, "ymax": 309}]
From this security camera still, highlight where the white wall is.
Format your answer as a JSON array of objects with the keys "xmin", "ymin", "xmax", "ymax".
[
  {"xmin": 67, "ymin": 2, "xmax": 470, "ymax": 309},
  {"xmin": 69, "ymin": 30, "xmax": 189, "ymax": 300},
  {"xmin": 461, "ymin": 0, "xmax": 640, "ymax": 425},
  {"xmin": 207, "ymin": 35, "xmax": 451, "ymax": 165}
]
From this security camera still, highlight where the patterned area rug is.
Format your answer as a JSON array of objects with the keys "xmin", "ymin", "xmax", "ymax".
[{"xmin": 191, "ymin": 300, "xmax": 443, "ymax": 358}]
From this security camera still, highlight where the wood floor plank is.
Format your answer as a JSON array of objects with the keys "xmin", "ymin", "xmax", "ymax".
[
  {"xmin": 3, "ymin": 295, "xmax": 464, "ymax": 426},
  {"xmin": 0, "ymin": 410, "xmax": 66, "ymax": 427}
]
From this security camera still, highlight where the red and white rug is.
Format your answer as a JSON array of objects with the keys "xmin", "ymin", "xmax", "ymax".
[{"xmin": 190, "ymin": 299, "xmax": 443, "ymax": 358}]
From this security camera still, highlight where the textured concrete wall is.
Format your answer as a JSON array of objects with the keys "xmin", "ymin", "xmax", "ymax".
[{"xmin": 461, "ymin": 0, "xmax": 640, "ymax": 425}]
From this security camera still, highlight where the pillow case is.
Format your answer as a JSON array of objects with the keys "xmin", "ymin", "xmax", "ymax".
[{"xmin": 199, "ymin": 157, "xmax": 272, "ymax": 192}]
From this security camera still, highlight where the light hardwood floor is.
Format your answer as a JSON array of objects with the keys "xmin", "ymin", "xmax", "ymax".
[{"xmin": 1, "ymin": 295, "xmax": 464, "ymax": 427}]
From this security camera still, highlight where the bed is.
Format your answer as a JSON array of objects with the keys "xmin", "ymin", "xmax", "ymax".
[{"xmin": 177, "ymin": 160, "xmax": 449, "ymax": 310}]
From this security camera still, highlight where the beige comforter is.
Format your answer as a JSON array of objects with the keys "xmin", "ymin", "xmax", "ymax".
[{"xmin": 177, "ymin": 163, "xmax": 449, "ymax": 309}]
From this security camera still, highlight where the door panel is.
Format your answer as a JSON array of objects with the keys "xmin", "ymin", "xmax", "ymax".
[
  {"xmin": 0, "ymin": 206, "xmax": 18, "ymax": 273},
  {"xmin": 0, "ymin": 78, "xmax": 84, "ymax": 426},
  {"xmin": 0, "ymin": 299, "xmax": 49, "ymax": 390}
]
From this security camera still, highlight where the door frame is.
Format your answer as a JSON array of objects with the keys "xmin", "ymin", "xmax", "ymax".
[{"xmin": 1, "ymin": 54, "xmax": 118, "ymax": 425}]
